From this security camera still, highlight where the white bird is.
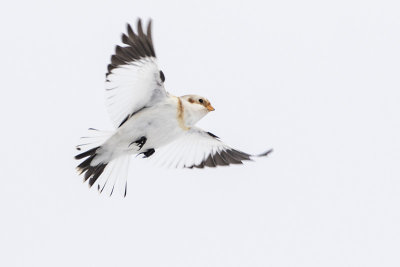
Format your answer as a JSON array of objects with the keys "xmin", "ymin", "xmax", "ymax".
[{"xmin": 75, "ymin": 19, "xmax": 273, "ymax": 196}]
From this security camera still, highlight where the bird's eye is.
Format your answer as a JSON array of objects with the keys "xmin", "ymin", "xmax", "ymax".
[{"xmin": 199, "ymin": 99, "xmax": 204, "ymax": 103}]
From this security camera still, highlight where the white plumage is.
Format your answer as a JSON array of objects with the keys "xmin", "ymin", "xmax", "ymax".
[
  {"xmin": 105, "ymin": 57, "xmax": 166, "ymax": 127},
  {"xmin": 75, "ymin": 19, "xmax": 272, "ymax": 196}
]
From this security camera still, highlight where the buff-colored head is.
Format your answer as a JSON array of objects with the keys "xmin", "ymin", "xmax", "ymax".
[
  {"xmin": 181, "ymin": 95, "xmax": 215, "ymax": 112},
  {"xmin": 180, "ymin": 94, "xmax": 215, "ymax": 126}
]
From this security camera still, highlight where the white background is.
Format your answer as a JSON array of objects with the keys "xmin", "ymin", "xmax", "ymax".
[{"xmin": 1, "ymin": 0, "xmax": 399, "ymax": 266}]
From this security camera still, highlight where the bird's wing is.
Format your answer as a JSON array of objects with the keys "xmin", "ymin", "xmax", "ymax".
[
  {"xmin": 105, "ymin": 19, "xmax": 167, "ymax": 128},
  {"xmin": 148, "ymin": 127, "xmax": 273, "ymax": 168}
]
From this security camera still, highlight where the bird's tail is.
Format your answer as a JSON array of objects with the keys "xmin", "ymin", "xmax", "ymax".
[{"xmin": 75, "ymin": 128, "xmax": 131, "ymax": 197}]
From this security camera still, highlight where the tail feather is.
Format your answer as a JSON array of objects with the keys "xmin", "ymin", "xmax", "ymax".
[
  {"xmin": 94, "ymin": 154, "xmax": 130, "ymax": 196},
  {"xmin": 75, "ymin": 128, "xmax": 130, "ymax": 196},
  {"xmin": 75, "ymin": 147, "xmax": 98, "ymax": 160},
  {"xmin": 88, "ymin": 164, "xmax": 107, "ymax": 186},
  {"xmin": 75, "ymin": 146, "xmax": 108, "ymax": 186}
]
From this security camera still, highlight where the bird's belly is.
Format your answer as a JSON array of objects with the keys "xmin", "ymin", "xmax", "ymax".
[
  {"xmin": 142, "ymin": 116, "xmax": 184, "ymax": 149},
  {"xmin": 115, "ymin": 104, "xmax": 186, "ymax": 153}
]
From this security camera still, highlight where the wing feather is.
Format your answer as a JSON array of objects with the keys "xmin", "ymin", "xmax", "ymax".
[
  {"xmin": 149, "ymin": 127, "xmax": 273, "ymax": 169},
  {"xmin": 105, "ymin": 19, "xmax": 167, "ymax": 128}
]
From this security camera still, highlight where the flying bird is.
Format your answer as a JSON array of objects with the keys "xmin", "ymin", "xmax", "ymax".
[{"xmin": 75, "ymin": 19, "xmax": 273, "ymax": 196}]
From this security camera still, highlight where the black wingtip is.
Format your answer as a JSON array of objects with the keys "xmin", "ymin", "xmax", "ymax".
[
  {"xmin": 147, "ymin": 19, "xmax": 152, "ymax": 35},
  {"xmin": 137, "ymin": 18, "xmax": 144, "ymax": 35},
  {"xmin": 107, "ymin": 18, "xmax": 156, "ymax": 78},
  {"xmin": 127, "ymin": 23, "xmax": 135, "ymax": 38},
  {"xmin": 257, "ymin": 149, "xmax": 273, "ymax": 157}
]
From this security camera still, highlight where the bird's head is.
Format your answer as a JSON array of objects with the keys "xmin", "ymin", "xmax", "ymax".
[
  {"xmin": 181, "ymin": 95, "xmax": 215, "ymax": 112},
  {"xmin": 181, "ymin": 94, "xmax": 215, "ymax": 112},
  {"xmin": 180, "ymin": 95, "xmax": 215, "ymax": 125}
]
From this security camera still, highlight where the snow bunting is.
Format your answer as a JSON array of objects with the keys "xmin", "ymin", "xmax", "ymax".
[{"xmin": 75, "ymin": 19, "xmax": 273, "ymax": 196}]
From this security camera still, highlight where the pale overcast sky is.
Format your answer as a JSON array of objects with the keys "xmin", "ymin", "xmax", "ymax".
[{"xmin": 1, "ymin": 0, "xmax": 399, "ymax": 266}]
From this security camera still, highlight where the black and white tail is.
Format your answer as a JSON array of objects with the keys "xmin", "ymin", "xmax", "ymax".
[{"xmin": 75, "ymin": 129, "xmax": 130, "ymax": 197}]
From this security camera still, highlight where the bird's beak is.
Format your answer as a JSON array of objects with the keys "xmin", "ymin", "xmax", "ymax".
[{"xmin": 207, "ymin": 104, "xmax": 215, "ymax": 111}]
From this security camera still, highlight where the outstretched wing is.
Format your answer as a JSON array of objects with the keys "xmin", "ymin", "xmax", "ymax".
[
  {"xmin": 105, "ymin": 19, "xmax": 167, "ymax": 128},
  {"xmin": 148, "ymin": 127, "xmax": 273, "ymax": 168}
]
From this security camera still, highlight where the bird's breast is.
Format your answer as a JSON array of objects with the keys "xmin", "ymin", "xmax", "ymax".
[
  {"xmin": 116, "ymin": 99, "xmax": 187, "ymax": 150},
  {"xmin": 176, "ymin": 97, "xmax": 190, "ymax": 131}
]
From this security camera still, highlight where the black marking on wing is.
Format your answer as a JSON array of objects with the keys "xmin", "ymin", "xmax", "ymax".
[
  {"xmin": 258, "ymin": 149, "xmax": 273, "ymax": 157},
  {"xmin": 187, "ymin": 148, "xmax": 272, "ymax": 169},
  {"xmin": 159, "ymin": 70, "xmax": 165, "ymax": 82},
  {"xmin": 106, "ymin": 19, "xmax": 156, "ymax": 77},
  {"xmin": 207, "ymin": 132, "xmax": 219, "ymax": 139},
  {"xmin": 118, "ymin": 114, "xmax": 130, "ymax": 128},
  {"xmin": 118, "ymin": 106, "xmax": 147, "ymax": 128}
]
